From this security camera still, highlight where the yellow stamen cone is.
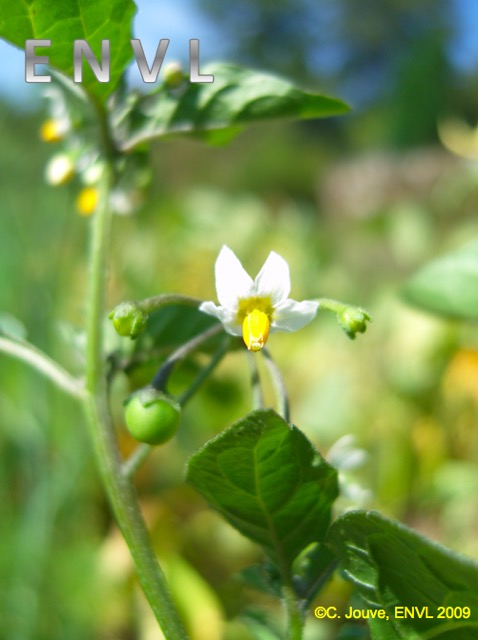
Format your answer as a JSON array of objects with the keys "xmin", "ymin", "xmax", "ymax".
[
  {"xmin": 243, "ymin": 309, "xmax": 270, "ymax": 352},
  {"xmin": 76, "ymin": 187, "xmax": 99, "ymax": 216},
  {"xmin": 40, "ymin": 119, "xmax": 64, "ymax": 143}
]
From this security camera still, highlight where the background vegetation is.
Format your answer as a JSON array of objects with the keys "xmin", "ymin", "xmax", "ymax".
[{"xmin": 1, "ymin": 0, "xmax": 478, "ymax": 638}]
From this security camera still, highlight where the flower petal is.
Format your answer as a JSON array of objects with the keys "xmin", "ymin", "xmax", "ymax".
[
  {"xmin": 199, "ymin": 301, "xmax": 242, "ymax": 336},
  {"xmin": 254, "ymin": 251, "xmax": 290, "ymax": 304},
  {"xmin": 271, "ymin": 299, "xmax": 319, "ymax": 333},
  {"xmin": 214, "ymin": 246, "xmax": 254, "ymax": 309}
]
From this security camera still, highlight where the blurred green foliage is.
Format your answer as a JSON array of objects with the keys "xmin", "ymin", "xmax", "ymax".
[{"xmin": 2, "ymin": 1, "xmax": 478, "ymax": 637}]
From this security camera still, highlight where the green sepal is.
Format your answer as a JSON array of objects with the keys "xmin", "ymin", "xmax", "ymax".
[
  {"xmin": 109, "ymin": 301, "xmax": 148, "ymax": 339},
  {"xmin": 337, "ymin": 306, "xmax": 372, "ymax": 339}
]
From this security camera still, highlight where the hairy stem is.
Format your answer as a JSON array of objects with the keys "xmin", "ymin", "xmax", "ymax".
[
  {"xmin": 283, "ymin": 584, "xmax": 305, "ymax": 640},
  {"xmin": 247, "ymin": 351, "xmax": 264, "ymax": 410},
  {"xmin": 316, "ymin": 297, "xmax": 346, "ymax": 314},
  {"xmin": 0, "ymin": 335, "xmax": 84, "ymax": 398},
  {"xmin": 151, "ymin": 323, "xmax": 223, "ymax": 391},
  {"xmin": 139, "ymin": 293, "xmax": 202, "ymax": 314},
  {"xmin": 82, "ymin": 151, "xmax": 188, "ymax": 638},
  {"xmin": 262, "ymin": 348, "xmax": 290, "ymax": 422},
  {"xmin": 178, "ymin": 336, "xmax": 230, "ymax": 405}
]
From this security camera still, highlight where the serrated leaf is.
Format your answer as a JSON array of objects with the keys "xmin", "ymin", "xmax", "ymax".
[
  {"xmin": 327, "ymin": 510, "xmax": 478, "ymax": 639},
  {"xmin": 113, "ymin": 63, "xmax": 350, "ymax": 150},
  {"xmin": 402, "ymin": 239, "xmax": 478, "ymax": 321},
  {"xmin": 187, "ymin": 409, "xmax": 338, "ymax": 573},
  {"xmin": 0, "ymin": 0, "xmax": 136, "ymax": 102}
]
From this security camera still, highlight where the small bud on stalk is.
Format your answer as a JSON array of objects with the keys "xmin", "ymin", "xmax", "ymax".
[
  {"xmin": 338, "ymin": 306, "xmax": 372, "ymax": 340},
  {"xmin": 109, "ymin": 301, "xmax": 148, "ymax": 339}
]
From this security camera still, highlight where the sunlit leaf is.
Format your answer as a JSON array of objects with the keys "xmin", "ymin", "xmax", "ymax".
[
  {"xmin": 187, "ymin": 409, "xmax": 338, "ymax": 572},
  {"xmin": 0, "ymin": 0, "xmax": 136, "ymax": 102},
  {"xmin": 327, "ymin": 511, "xmax": 478, "ymax": 639},
  {"xmin": 402, "ymin": 239, "xmax": 478, "ymax": 321},
  {"xmin": 113, "ymin": 63, "xmax": 350, "ymax": 150}
]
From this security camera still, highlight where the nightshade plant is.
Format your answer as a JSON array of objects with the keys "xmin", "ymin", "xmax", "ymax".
[{"xmin": 1, "ymin": 2, "xmax": 478, "ymax": 639}]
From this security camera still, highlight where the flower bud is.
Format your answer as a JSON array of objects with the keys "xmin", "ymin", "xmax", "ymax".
[
  {"xmin": 338, "ymin": 306, "xmax": 372, "ymax": 339},
  {"xmin": 124, "ymin": 387, "xmax": 181, "ymax": 445},
  {"xmin": 81, "ymin": 161, "xmax": 105, "ymax": 186},
  {"xmin": 163, "ymin": 62, "xmax": 186, "ymax": 89},
  {"xmin": 45, "ymin": 154, "xmax": 75, "ymax": 186},
  {"xmin": 109, "ymin": 301, "xmax": 148, "ymax": 339}
]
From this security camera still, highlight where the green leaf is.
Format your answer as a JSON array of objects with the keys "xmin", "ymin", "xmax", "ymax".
[
  {"xmin": 113, "ymin": 63, "xmax": 350, "ymax": 150},
  {"xmin": 402, "ymin": 239, "xmax": 478, "ymax": 321},
  {"xmin": 187, "ymin": 409, "xmax": 338, "ymax": 573},
  {"xmin": 293, "ymin": 542, "xmax": 337, "ymax": 604},
  {"xmin": 0, "ymin": 0, "xmax": 136, "ymax": 102},
  {"xmin": 134, "ymin": 304, "xmax": 223, "ymax": 354},
  {"xmin": 239, "ymin": 562, "xmax": 283, "ymax": 599},
  {"xmin": 327, "ymin": 510, "xmax": 478, "ymax": 639}
]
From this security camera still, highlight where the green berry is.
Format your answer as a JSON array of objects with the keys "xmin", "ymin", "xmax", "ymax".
[{"xmin": 124, "ymin": 388, "xmax": 181, "ymax": 445}]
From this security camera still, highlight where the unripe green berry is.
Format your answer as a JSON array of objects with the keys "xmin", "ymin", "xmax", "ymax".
[
  {"xmin": 109, "ymin": 301, "xmax": 148, "ymax": 339},
  {"xmin": 124, "ymin": 388, "xmax": 181, "ymax": 445}
]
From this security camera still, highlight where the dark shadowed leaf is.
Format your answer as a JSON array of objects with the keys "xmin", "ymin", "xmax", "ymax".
[
  {"xmin": 133, "ymin": 304, "xmax": 225, "ymax": 354},
  {"xmin": 327, "ymin": 511, "xmax": 478, "ymax": 639}
]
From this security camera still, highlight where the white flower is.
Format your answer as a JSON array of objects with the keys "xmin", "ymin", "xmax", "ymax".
[
  {"xmin": 199, "ymin": 245, "xmax": 319, "ymax": 351},
  {"xmin": 45, "ymin": 153, "xmax": 75, "ymax": 186}
]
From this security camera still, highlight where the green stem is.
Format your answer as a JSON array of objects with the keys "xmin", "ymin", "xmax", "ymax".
[
  {"xmin": 151, "ymin": 323, "xmax": 223, "ymax": 391},
  {"xmin": 262, "ymin": 348, "xmax": 290, "ymax": 422},
  {"xmin": 247, "ymin": 351, "xmax": 264, "ymax": 410},
  {"xmin": 283, "ymin": 584, "xmax": 305, "ymax": 640},
  {"xmin": 0, "ymin": 335, "xmax": 84, "ymax": 398},
  {"xmin": 316, "ymin": 297, "xmax": 347, "ymax": 314},
  {"xmin": 82, "ymin": 155, "xmax": 188, "ymax": 637},
  {"xmin": 139, "ymin": 293, "xmax": 202, "ymax": 314},
  {"xmin": 178, "ymin": 336, "xmax": 230, "ymax": 405},
  {"xmin": 122, "ymin": 442, "xmax": 151, "ymax": 479}
]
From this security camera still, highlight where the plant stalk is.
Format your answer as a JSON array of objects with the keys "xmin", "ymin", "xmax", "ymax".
[
  {"xmin": 82, "ymin": 155, "xmax": 188, "ymax": 638},
  {"xmin": 0, "ymin": 336, "xmax": 84, "ymax": 398},
  {"xmin": 283, "ymin": 584, "xmax": 305, "ymax": 640}
]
